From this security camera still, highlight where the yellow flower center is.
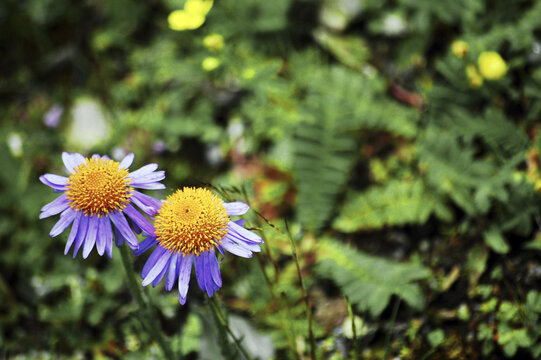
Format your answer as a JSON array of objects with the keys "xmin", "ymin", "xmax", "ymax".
[
  {"xmin": 155, "ymin": 187, "xmax": 229, "ymax": 256},
  {"xmin": 66, "ymin": 157, "xmax": 133, "ymax": 216}
]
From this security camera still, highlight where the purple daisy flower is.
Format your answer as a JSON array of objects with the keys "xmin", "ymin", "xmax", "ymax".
[
  {"xmin": 136, "ymin": 187, "xmax": 263, "ymax": 304},
  {"xmin": 39, "ymin": 152, "xmax": 165, "ymax": 258}
]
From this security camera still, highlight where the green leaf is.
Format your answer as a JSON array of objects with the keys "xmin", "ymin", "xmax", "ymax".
[
  {"xmin": 427, "ymin": 329, "xmax": 445, "ymax": 348},
  {"xmin": 483, "ymin": 227, "xmax": 510, "ymax": 254}
]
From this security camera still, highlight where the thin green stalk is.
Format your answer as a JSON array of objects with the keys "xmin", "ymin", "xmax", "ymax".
[
  {"xmin": 286, "ymin": 222, "xmax": 316, "ymax": 360},
  {"xmin": 119, "ymin": 244, "xmax": 177, "ymax": 360},
  {"xmin": 346, "ymin": 298, "xmax": 359, "ymax": 360},
  {"xmin": 383, "ymin": 298, "xmax": 401, "ymax": 360},
  {"xmin": 208, "ymin": 297, "xmax": 252, "ymax": 360}
]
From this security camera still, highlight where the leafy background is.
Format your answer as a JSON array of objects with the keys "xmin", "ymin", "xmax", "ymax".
[{"xmin": 2, "ymin": 0, "xmax": 541, "ymax": 358}]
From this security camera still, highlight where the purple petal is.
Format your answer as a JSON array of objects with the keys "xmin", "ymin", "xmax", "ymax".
[
  {"xmin": 165, "ymin": 253, "xmax": 179, "ymax": 291},
  {"xmin": 194, "ymin": 255, "xmax": 206, "ymax": 292},
  {"xmin": 221, "ymin": 237, "xmax": 253, "ymax": 258},
  {"xmin": 73, "ymin": 215, "xmax": 90, "ymax": 258},
  {"xmin": 105, "ymin": 221, "xmax": 114, "ymax": 258},
  {"xmin": 64, "ymin": 211, "xmax": 82, "ymax": 255},
  {"xmin": 109, "ymin": 211, "xmax": 139, "ymax": 250},
  {"xmin": 131, "ymin": 190, "xmax": 163, "ymax": 216},
  {"xmin": 224, "ymin": 202, "xmax": 250, "ymax": 216},
  {"xmin": 178, "ymin": 255, "xmax": 193, "ymax": 304},
  {"xmin": 152, "ymin": 263, "xmax": 168, "ymax": 287},
  {"xmin": 224, "ymin": 233, "xmax": 262, "ymax": 252},
  {"xmin": 134, "ymin": 236, "xmax": 158, "ymax": 256},
  {"xmin": 129, "ymin": 164, "xmax": 159, "ymax": 178},
  {"xmin": 142, "ymin": 251, "xmax": 171, "ymax": 286},
  {"xmin": 203, "ymin": 253, "xmax": 216, "ymax": 297},
  {"xmin": 114, "ymin": 227, "xmax": 124, "ymax": 247},
  {"xmin": 62, "ymin": 152, "xmax": 85, "ymax": 173},
  {"xmin": 40, "ymin": 174, "xmax": 68, "ymax": 191},
  {"xmin": 96, "ymin": 216, "xmax": 109, "ymax": 256},
  {"xmin": 40, "ymin": 194, "xmax": 70, "ymax": 219},
  {"xmin": 227, "ymin": 221, "xmax": 263, "ymax": 244},
  {"xmin": 82, "ymin": 216, "xmax": 99, "ymax": 258},
  {"xmin": 208, "ymin": 250, "xmax": 222, "ymax": 287},
  {"xmin": 142, "ymin": 246, "xmax": 167, "ymax": 278},
  {"xmin": 50, "ymin": 209, "xmax": 76, "ymax": 237},
  {"xmin": 124, "ymin": 204, "xmax": 155, "ymax": 236},
  {"xmin": 119, "ymin": 153, "xmax": 134, "ymax": 170},
  {"xmin": 234, "ymin": 219, "xmax": 246, "ymax": 227},
  {"xmin": 130, "ymin": 182, "xmax": 166, "ymax": 190},
  {"xmin": 130, "ymin": 171, "xmax": 166, "ymax": 184}
]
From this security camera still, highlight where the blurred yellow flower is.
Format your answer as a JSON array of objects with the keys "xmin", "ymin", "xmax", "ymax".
[
  {"xmin": 203, "ymin": 33, "xmax": 224, "ymax": 52},
  {"xmin": 451, "ymin": 40, "xmax": 469, "ymax": 58},
  {"xmin": 185, "ymin": 0, "xmax": 214, "ymax": 17},
  {"xmin": 202, "ymin": 57, "xmax": 220, "ymax": 71},
  {"xmin": 242, "ymin": 68, "xmax": 256, "ymax": 79},
  {"xmin": 168, "ymin": 10, "xmax": 205, "ymax": 31},
  {"xmin": 466, "ymin": 64, "xmax": 483, "ymax": 88},
  {"xmin": 478, "ymin": 51, "xmax": 507, "ymax": 80}
]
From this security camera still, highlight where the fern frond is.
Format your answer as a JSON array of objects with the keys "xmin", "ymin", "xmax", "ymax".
[
  {"xmin": 316, "ymin": 239, "xmax": 430, "ymax": 317},
  {"xmin": 333, "ymin": 179, "xmax": 450, "ymax": 232}
]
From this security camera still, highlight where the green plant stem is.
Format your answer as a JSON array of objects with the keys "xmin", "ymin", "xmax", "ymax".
[
  {"xmin": 383, "ymin": 298, "xmax": 401, "ymax": 360},
  {"xmin": 346, "ymin": 298, "xmax": 359, "ymax": 360},
  {"xmin": 286, "ymin": 223, "xmax": 316, "ymax": 360},
  {"xmin": 119, "ymin": 244, "xmax": 177, "ymax": 360},
  {"xmin": 208, "ymin": 297, "xmax": 252, "ymax": 360}
]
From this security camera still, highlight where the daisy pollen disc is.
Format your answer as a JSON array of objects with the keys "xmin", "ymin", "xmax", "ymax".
[
  {"xmin": 66, "ymin": 157, "xmax": 133, "ymax": 217},
  {"xmin": 155, "ymin": 187, "xmax": 229, "ymax": 256}
]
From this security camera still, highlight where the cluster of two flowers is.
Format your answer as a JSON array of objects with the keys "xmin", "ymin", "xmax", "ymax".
[{"xmin": 40, "ymin": 152, "xmax": 263, "ymax": 304}]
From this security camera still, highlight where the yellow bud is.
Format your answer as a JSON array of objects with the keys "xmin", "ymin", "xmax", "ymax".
[
  {"xmin": 478, "ymin": 51, "xmax": 507, "ymax": 80},
  {"xmin": 451, "ymin": 40, "xmax": 469, "ymax": 58},
  {"xmin": 203, "ymin": 33, "xmax": 224, "ymax": 52},
  {"xmin": 168, "ymin": 10, "xmax": 205, "ymax": 31},
  {"xmin": 202, "ymin": 57, "xmax": 220, "ymax": 71},
  {"xmin": 466, "ymin": 64, "xmax": 483, "ymax": 88},
  {"xmin": 185, "ymin": 0, "xmax": 214, "ymax": 16}
]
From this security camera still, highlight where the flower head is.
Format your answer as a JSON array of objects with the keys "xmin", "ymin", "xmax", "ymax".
[
  {"xmin": 40, "ymin": 152, "xmax": 165, "ymax": 259},
  {"xmin": 478, "ymin": 51, "xmax": 507, "ymax": 80},
  {"xmin": 451, "ymin": 40, "xmax": 469, "ymax": 58},
  {"xmin": 466, "ymin": 64, "xmax": 483, "ymax": 88},
  {"xmin": 203, "ymin": 33, "xmax": 224, "ymax": 52},
  {"xmin": 43, "ymin": 105, "xmax": 63, "ymax": 128},
  {"xmin": 136, "ymin": 187, "xmax": 263, "ymax": 304},
  {"xmin": 202, "ymin": 57, "xmax": 220, "ymax": 71},
  {"xmin": 167, "ymin": 0, "xmax": 213, "ymax": 31}
]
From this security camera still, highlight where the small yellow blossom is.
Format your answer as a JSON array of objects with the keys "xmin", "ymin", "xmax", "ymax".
[
  {"xmin": 478, "ymin": 51, "xmax": 507, "ymax": 80},
  {"xmin": 451, "ymin": 40, "xmax": 469, "ymax": 58},
  {"xmin": 203, "ymin": 33, "xmax": 224, "ymax": 52},
  {"xmin": 466, "ymin": 64, "xmax": 483, "ymax": 88},
  {"xmin": 242, "ymin": 68, "xmax": 256, "ymax": 79},
  {"xmin": 202, "ymin": 57, "xmax": 220, "ymax": 71},
  {"xmin": 184, "ymin": 0, "xmax": 214, "ymax": 17},
  {"xmin": 168, "ymin": 10, "xmax": 205, "ymax": 31}
]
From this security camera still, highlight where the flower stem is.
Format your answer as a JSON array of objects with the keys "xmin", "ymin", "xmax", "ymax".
[
  {"xmin": 208, "ymin": 297, "xmax": 252, "ymax": 360},
  {"xmin": 286, "ymin": 222, "xmax": 317, "ymax": 360},
  {"xmin": 119, "ymin": 244, "xmax": 177, "ymax": 359},
  {"xmin": 383, "ymin": 298, "xmax": 401, "ymax": 360}
]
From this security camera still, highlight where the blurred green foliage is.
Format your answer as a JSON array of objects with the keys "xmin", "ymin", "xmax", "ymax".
[{"xmin": 2, "ymin": 0, "xmax": 541, "ymax": 358}]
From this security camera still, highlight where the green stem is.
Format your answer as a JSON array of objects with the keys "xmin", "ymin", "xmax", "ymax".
[
  {"xmin": 208, "ymin": 297, "xmax": 252, "ymax": 360},
  {"xmin": 383, "ymin": 298, "xmax": 401, "ymax": 360},
  {"xmin": 119, "ymin": 244, "xmax": 177, "ymax": 360},
  {"xmin": 346, "ymin": 298, "xmax": 359, "ymax": 360},
  {"xmin": 286, "ymin": 225, "xmax": 316, "ymax": 360}
]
